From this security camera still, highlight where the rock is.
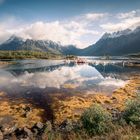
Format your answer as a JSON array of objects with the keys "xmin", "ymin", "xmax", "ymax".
[
  {"xmin": 59, "ymin": 119, "xmax": 74, "ymax": 131},
  {"xmin": 0, "ymin": 130, "xmax": 3, "ymax": 140},
  {"xmin": 31, "ymin": 122, "xmax": 45, "ymax": 136},
  {"xmin": 24, "ymin": 106, "xmax": 31, "ymax": 112},
  {"xmin": 31, "ymin": 127, "xmax": 38, "ymax": 136},
  {"xmin": 1, "ymin": 124, "xmax": 17, "ymax": 135},
  {"xmin": 24, "ymin": 127, "xmax": 33, "ymax": 139},
  {"xmin": 36, "ymin": 122, "xmax": 44, "ymax": 129},
  {"xmin": 15, "ymin": 128, "xmax": 27, "ymax": 139}
]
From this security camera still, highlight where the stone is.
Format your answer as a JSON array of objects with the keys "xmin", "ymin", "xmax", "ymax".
[
  {"xmin": 59, "ymin": 119, "xmax": 74, "ymax": 131},
  {"xmin": 2, "ymin": 124, "xmax": 17, "ymax": 135},
  {"xmin": 36, "ymin": 122, "xmax": 44, "ymax": 129},
  {"xmin": 0, "ymin": 130, "xmax": 3, "ymax": 140},
  {"xmin": 15, "ymin": 128, "xmax": 26, "ymax": 139},
  {"xmin": 24, "ymin": 127, "xmax": 33, "ymax": 139},
  {"xmin": 24, "ymin": 106, "xmax": 31, "ymax": 112}
]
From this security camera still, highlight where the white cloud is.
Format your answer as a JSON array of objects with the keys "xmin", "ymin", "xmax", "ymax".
[
  {"xmin": 100, "ymin": 17, "xmax": 140, "ymax": 32},
  {"xmin": 85, "ymin": 13, "xmax": 106, "ymax": 21},
  {"xmin": 101, "ymin": 10, "xmax": 140, "ymax": 32},
  {"xmin": 0, "ymin": 10, "xmax": 140, "ymax": 48},
  {"xmin": 0, "ymin": 16, "xmax": 18, "ymax": 43},
  {"xmin": 2, "ymin": 13, "xmax": 104, "ymax": 48},
  {"xmin": 117, "ymin": 10, "xmax": 137, "ymax": 19},
  {"xmin": 6, "ymin": 21, "xmax": 99, "ymax": 48}
]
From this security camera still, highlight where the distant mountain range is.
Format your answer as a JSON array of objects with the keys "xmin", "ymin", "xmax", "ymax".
[
  {"xmin": 0, "ymin": 35, "xmax": 79, "ymax": 55},
  {"xmin": 81, "ymin": 26, "xmax": 140, "ymax": 56},
  {"xmin": 0, "ymin": 26, "xmax": 140, "ymax": 56}
]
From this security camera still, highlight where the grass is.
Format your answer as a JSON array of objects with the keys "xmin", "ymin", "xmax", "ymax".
[
  {"xmin": 41, "ymin": 93, "xmax": 140, "ymax": 140},
  {"xmin": 0, "ymin": 50, "xmax": 63, "ymax": 60},
  {"xmin": 81, "ymin": 104, "xmax": 113, "ymax": 136},
  {"xmin": 122, "ymin": 94, "xmax": 140, "ymax": 125}
]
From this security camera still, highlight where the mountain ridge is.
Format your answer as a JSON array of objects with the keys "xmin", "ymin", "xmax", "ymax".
[
  {"xmin": 0, "ymin": 36, "xmax": 81, "ymax": 55},
  {"xmin": 81, "ymin": 26, "xmax": 140, "ymax": 56},
  {"xmin": 0, "ymin": 26, "xmax": 140, "ymax": 56}
]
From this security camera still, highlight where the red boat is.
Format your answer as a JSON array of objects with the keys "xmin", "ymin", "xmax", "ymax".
[{"xmin": 76, "ymin": 58, "xmax": 86, "ymax": 64}]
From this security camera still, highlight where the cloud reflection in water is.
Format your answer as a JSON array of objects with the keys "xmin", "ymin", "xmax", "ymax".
[{"xmin": 0, "ymin": 64, "xmax": 127, "ymax": 94}]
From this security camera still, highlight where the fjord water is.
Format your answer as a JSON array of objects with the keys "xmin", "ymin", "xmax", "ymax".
[{"xmin": 0, "ymin": 57, "xmax": 140, "ymax": 98}]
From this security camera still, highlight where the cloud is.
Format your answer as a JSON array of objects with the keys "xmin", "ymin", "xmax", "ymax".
[
  {"xmin": 6, "ymin": 21, "xmax": 98, "ymax": 48},
  {"xmin": 100, "ymin": 17, "xmax": 140, "ymax": 32},
  {"xmin": 117, "ymin": 10, "xmax": 137, "ymax": 19},
  {"xmin": 3, "ymin": 13, "xmax": 104, "ymax": 48},
  {"xmin": 0, "ymin": 10, "xmax": 140, "ymax": 48},
  {"xmin": 0, "ymin": 65, "xmax": 103, "ymax": 89},
  {"xmin": 0, "ymin": 16, "xmax": 19, "ymax": 43},
  {"xmin": 85, "ymin": 13, "xmax": 106, "ymax": 21},
  {"xmin": 101, "ymin": 10, "xmax": 140, "ymax": 32}
]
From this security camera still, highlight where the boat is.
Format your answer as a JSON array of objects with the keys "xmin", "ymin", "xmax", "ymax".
[{"xmin": 75, "ymin": 58, "xmax": 87, "ymax": 64}]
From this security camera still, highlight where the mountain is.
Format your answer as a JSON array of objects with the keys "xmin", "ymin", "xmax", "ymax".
[
  {"xmin": 81, "ymin": 26, "xmax": 140, "ymax": 56},
  {"xmin": 0, "ymin": 36, "xmax": 80, "ymax": 55},
  {"xmin": 0, "ymin": 26, "xmax": 140, "ymax": 56},
  {"xmin": 61, "ymin": 45, "xmax": 81, "ymax": 55},
  {"xmin": 0, "ymin": 35, "xmax": 24, "ymax": 51},
  {"xmin": 101, "ymin": 29, "xmax": 132, "ymax": 40}
]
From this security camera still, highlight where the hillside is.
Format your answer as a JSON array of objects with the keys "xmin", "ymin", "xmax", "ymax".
[
  {"xmin": 81, "ymin": 27, "xmax": 140, "ymax": 56},
  {"xmin": 0, "ymin": 27, "xmax": 140, "ymax": 56},
  {"xmin": 0, "ymin": 36, "xmax": 80, "ymax": 55}
]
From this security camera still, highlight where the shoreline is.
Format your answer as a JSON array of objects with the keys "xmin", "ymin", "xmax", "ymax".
[
  {"xmin": 0, "ymin": 61, "xmax": 14, "ymax": 67},
  {"xmin": 53, "ymin": 74, "xmax": 140, "ymax": 124},
  {"xmin": 0, "ymin": 75, "xmax": 139, "ymax": 139},
  {"xmin": 0, "ymin": 74, "xmax": 139, "ymax": 126}
]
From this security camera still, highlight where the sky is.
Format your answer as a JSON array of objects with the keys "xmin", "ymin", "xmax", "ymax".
[{"xmin": 0, "ymin": 0, "xmax": 140, "ymax": 48}]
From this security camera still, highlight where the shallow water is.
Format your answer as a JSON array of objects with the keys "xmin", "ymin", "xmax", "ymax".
[
  {"xmin": 0, "ymin": 58, "xmax": 140, "ymax": 96},
  {"xmin": 0, "ymin": 57, "xmax": 140, "ymax": 123}
]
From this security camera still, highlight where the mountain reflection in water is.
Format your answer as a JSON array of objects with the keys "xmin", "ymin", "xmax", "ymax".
[
  {"xmin": 0, "ymin": 59, "xmax": 139, "ymax": 122},
  {"xmin": 0, "ymin": 59, "xmax": 138, "ymax": 96}
]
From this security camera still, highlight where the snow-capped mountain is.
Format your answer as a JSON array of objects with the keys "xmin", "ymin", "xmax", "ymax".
[
  {"xmin": 0, "ymin": 35, "xmax": 80, "ymax": 55},
  {"xmin": 0, "ymin": 26, "xmax": 140, "ymax": 56},
  {"xmin": 81, "ymin": 26, "xmax": 140, "ymax": 56},
  {"xmin": 101, "ymin": 29, "xmax": 132, "ymax": 40}
]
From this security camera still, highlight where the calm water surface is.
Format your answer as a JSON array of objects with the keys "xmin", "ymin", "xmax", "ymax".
[{"xmin": 0, "ymin": 57, "xmax": 140, "ymax": 99}]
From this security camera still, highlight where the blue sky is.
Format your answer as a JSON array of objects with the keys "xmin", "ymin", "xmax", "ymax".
[{"xmin": 0, "ymin": 0, "xmax": 140, "ymax": 48}]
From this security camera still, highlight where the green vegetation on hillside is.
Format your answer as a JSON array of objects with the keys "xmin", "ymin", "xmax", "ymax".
[{"xmin": 0, "ymin": 50, "xmax": 63, "ymax": 59}]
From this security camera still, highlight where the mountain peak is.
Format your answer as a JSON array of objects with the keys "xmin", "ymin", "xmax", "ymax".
[
  {"xmin": 133, "ymin": 26, "xmax": 140, "ymax": 33},
  {"xmin": 0, "ymin": 35, "xmax": 79, "ymax": 54},
  {"xmin": 5, "ymin": 35, "xmax": 24, "ymax": 44},
  {"xmin": 101, "ymin": 33, "xmax": 111, "ymax": 40},
  {"xmin": 101, "ymin": 28, "xmax": 132, "ymax": 40},
  {"xmin": 83, "ymin": 26, "xmax": 140, "ymax": 56}
]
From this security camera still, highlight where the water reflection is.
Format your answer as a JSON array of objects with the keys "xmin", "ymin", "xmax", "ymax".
[
  {"xmin": 0, "ymin": 58, "xmax": 139, "ymax": 123},
  {"xmin": 0, "ymin": 60, "xmax": 130, "ymax": 94}
]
